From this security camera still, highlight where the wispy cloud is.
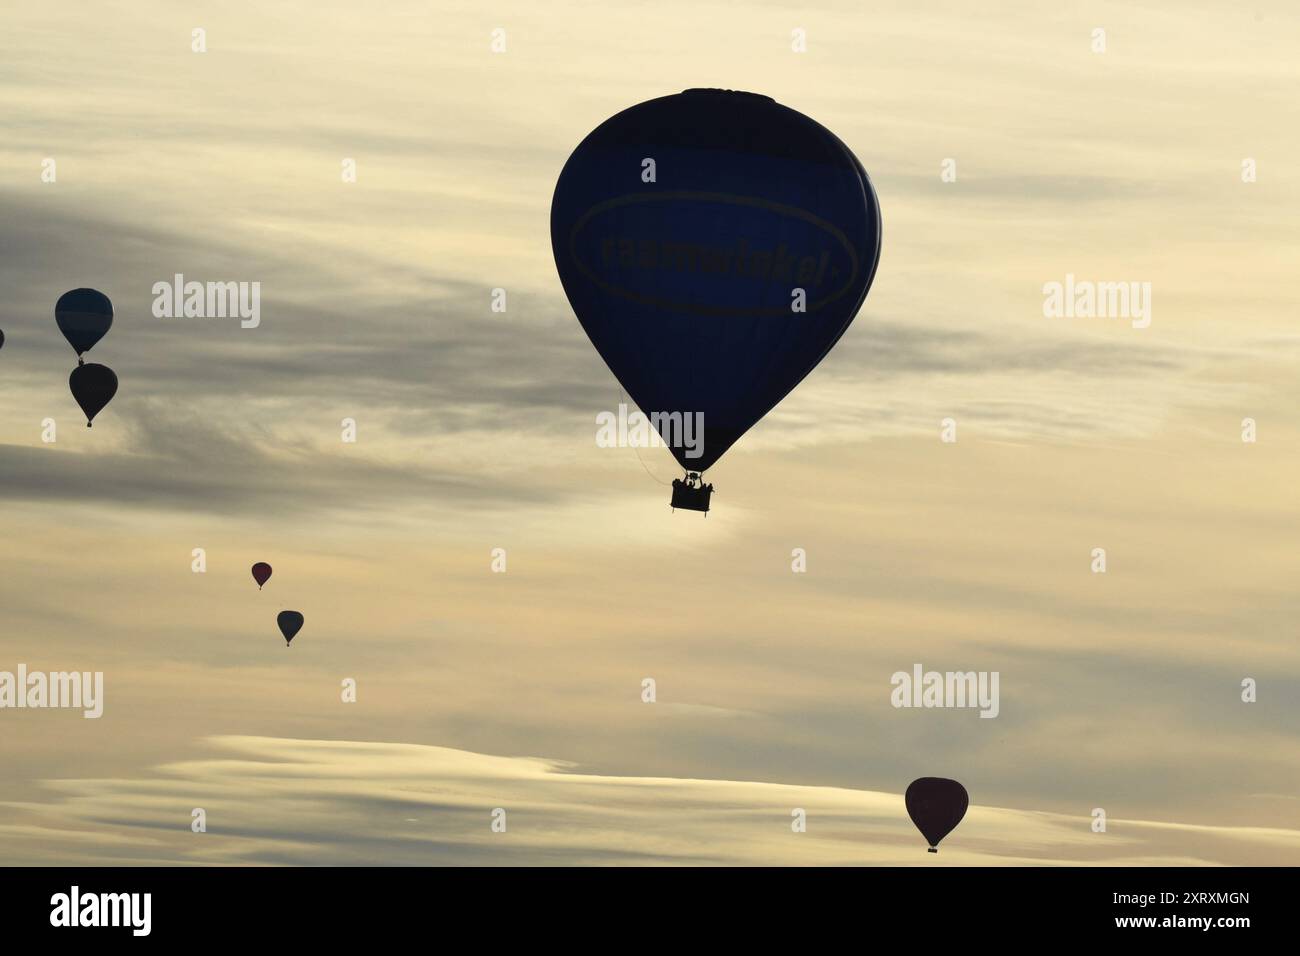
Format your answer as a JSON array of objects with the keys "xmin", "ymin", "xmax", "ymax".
[{"xmin": 5, "ymin": 736, "xmax": 1297, "ymax": 866}]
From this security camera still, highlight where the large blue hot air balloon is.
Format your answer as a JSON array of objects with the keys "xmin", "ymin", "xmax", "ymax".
[{"xmin": 551, "ymin": 89, "xmax": 881, "ymax": 512}]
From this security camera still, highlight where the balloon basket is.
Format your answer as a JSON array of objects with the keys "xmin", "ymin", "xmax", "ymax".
[
  {"xmin": 928, "ymin": 847, "xmax": 937, "ymax": 853},
  {"xmin": 670, "ymin": 477, "xmax": 713, "ymax": 514}
]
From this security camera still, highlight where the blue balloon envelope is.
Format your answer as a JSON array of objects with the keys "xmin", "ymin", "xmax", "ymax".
[
  {"xmin": 551, "ymin": 89, "xmax": 881, "ymax": 479},
  {"xmin": 277, "ymin": 610, "xmax": 304, "ymax": 646},
  {"xmin": 55, "ymin": 288, "xmax": 113, "ymax": 357}
]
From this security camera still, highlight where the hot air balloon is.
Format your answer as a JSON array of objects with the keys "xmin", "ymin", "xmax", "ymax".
[
  {"xmin": 0, "ymin": 329, "xmax": 5, "ymax": 350},
  {"xmin": 55, "ymin": 288, "xmax": 113, "ymax": 362},
  {"xmin": 68, "ymin": 363, "xmax": 118, "ymax": 427},
  {"xmin": 251, "ymin": 562, "xmax": 273, "ymax": 589},
  {"xmin": 551, "ymin": 89, "xmax": 881, "ymax": 513},
  {"xmin": 905, "ymin": 777, "xmax": 968, "ymax": 853},
  {"xmin": 277, "ymin": 611, "xmax": 304, "ymax": 646}
]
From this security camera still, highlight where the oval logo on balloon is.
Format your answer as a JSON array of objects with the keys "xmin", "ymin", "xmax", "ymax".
[{"xmin": 567, "ymin": 191, "xmax": 860, "ymax": 318}]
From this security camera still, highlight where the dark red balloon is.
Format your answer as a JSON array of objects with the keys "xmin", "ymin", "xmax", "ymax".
[
  {"xmin": 905, "ymin": 777, "xmax": 968, "ymax": 853},
  {"xmin": 251, "ymin": 562, "xmax": 272, "ymax": 589}
]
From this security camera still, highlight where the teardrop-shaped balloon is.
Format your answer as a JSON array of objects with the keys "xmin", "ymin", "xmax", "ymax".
[
  {"xmin": 55, "ymin": 288, "xmax": 113, "ymax": 357},
  {"xmin": 905, "ymin": 777, "xmax": 968, "ymax": 853},
  {"xmin": 68, "ymin": 363, "xmax": 118, "ymax": 427},
  {"xmin": 551, "ymin": 89, "xmax": 881, "ymax": 477},
  {"xmin": 0, "ymin": 329, "xmax": 6, "ymax": 350},
  {"xmin": 277, "ymin": 610, "xmax": 304, "ymax": 646},
  {"xmin": 251, "ymin": 562, "xmax": 272, "ymax": 589}
]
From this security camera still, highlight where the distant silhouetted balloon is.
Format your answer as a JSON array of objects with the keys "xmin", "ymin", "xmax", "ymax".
[
  {"xmin": 251, "ymin": 562, "xmax": 272, "ymax": 589},
  {"xmin": 68, "ymin": 363, "xmax": 118, "ymax": 427},
  {"xmin": 551, "ymin": 89, "xmax": 881, "ymax": 489},
  {"xmin": 277, "ymin": 610, "xmax": 304, "ymax": 646},
  {"xmin": 0, "ymin": 329, "xmax": 5, "ymax": 350},
  {"xmin": 905, "ymin": 777, "xmax": 968, "ymax": 853},
  {"xmin": 55, "ymin": 288, "xmax": 113, "ymax": 359}
]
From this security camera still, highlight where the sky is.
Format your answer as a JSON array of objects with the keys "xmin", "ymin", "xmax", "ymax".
[{"xmin": 0, "ymin": 0, "xmax": 1297, "ymax": 866}]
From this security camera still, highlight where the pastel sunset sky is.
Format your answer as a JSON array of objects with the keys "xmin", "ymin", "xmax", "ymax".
[{"xmin": 1, "ymin": 0, "xmax": 1297, "ymax": 864}]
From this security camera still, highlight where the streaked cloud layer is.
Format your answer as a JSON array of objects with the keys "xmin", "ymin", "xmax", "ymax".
[{"xmin": 5, "ymin": 736, "xmax": 1298, "ymax": 866}]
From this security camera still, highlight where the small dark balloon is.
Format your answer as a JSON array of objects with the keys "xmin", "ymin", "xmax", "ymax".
[
  {"xmin": 0, "ymin": 329, "xmax": 5, "ymax": 350},
  {"xmin": 277, "ymin": 610, "xmax": 304, "ymax": 646},
  {"xmin": 55, "ymin": 288, "xmax": 113, "ymax": 357},
  {"xmin": 905, "ymin": 777, "xmax": 968, "ymax": 853},
  {"xmin": 68, "ymin": 363, "xmax": 118, "ymax": 427},
  {"xmin": 251, "ymin": 562, "xmax": 272, "ymax": 589}
]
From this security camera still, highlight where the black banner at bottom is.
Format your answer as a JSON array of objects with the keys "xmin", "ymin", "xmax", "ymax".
[{"xmin": 0, "ymin": 866, "xmax": 1278, "ymax": 941}]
